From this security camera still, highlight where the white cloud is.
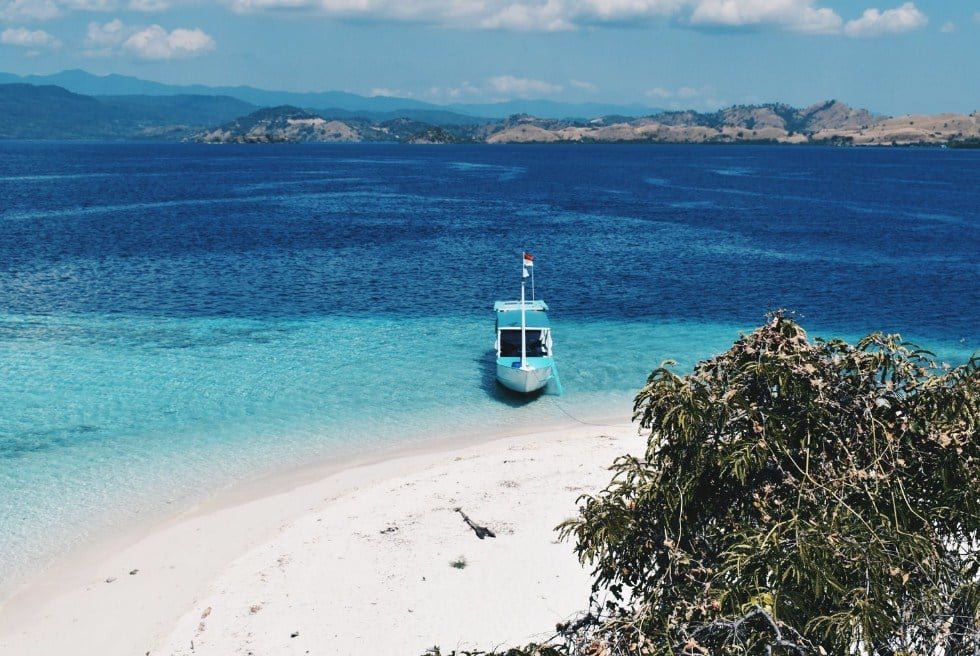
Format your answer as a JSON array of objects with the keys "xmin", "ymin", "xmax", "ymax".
[
  {"xmin": 122, "ymin": 24, "xmax": 215, "ymax": 58},
  {"xmin": 426, "ymin": 81, "xmax": 483, "ymax": 101},
  {"xmin": 646, "ymin": 85, "xmax": 707, "ymax": 99},
  {"xmin": 0, "ymin": 0, "xmax": 62, "ymax": 20},
  {"xmin": 1, "ymin": 25, "xmax": 62, "ymax": 48},
  {"xmin": 689, "ymin": 0, "xmax": 842, "ymax": 33},
  {"xmin": 85, "ymin": 18, "xmax": 126, "ymax": 45},
  {"xmin": 843, "ymin": 2, "xmax": 927, "ymax": 38},
  {"xmin": 128, "ymin": 0, "xmax": 169, "ymax": 10},
  {"xmin": 939, "ymin": 21, "xmax": 955, "ymax": 33},
  {"xmin": 230, "ymin": 0, "xmax": 375, "ymax": 13},
  {"xmin": 487, "ymin": 75, "xmax": 562, "ymax": 97},
  {"xmin": 62, "ymin": 0, "xmax": 116, "ymax": 9},
  {"xmin": 223, "ymin": 0, "xmax": 849, "ymax": 33},
  {"xmin": 81, "ymin": 17, "xmax": 215, "ymax": 60},
  {"xmin": 82, "ymin": 18, "xmax": 131, "ymax": 55},
  {"xmin": 472, "ymin": 0, "xmax": 686, "ymax": 31},
  {"xmin": 227, "ymin": 0, "xmax": 949, "ymax": 37},
  {"xmin": 570, "ymin": 79, "xmax": 597, "ymax": 92},
  {"xmin": 478, "ymin": 3, "xmax": 575, "ymax": 31},
  {"xmin": 422, "ymin": 76, "xmax": 566, "ymax": 101},
  {"xmin": 0, "ymin": 0, "xmax": 164, "ymax": 19},
  {"xmin": 576, "ymin": 0, "xmax": 688, "ymax": 22},
  {"xmin": 644, "ymin": 84, "xmax": 722, "ymax": 109},
  {"xmin": 370, "ymin": 87, "xmax": 413, "ymax": 97}
]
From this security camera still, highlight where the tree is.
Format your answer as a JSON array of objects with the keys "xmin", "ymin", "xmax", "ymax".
[{"xmin": 558, "ymin": 315, "xmax": 980, "ymax": 655}]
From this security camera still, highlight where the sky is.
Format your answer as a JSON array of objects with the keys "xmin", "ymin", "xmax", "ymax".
[{"xmin": 0, "ymin": 0, "xmax": 978, "ymax": 114}]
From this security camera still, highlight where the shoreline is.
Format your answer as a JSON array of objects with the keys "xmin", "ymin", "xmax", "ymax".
[
  {"xmin": 0, "ymin": 390, "xmax": 633, "ymax": 602},
  {"xmin": 0, "ymin": 413, "xmax": 641, "ymax": 656}
]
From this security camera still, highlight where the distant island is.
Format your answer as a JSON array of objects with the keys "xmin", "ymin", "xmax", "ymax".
[
  {"xmin": 194, "ymin": 102, "xmax": 980, "ymax": 147},
  {"xmin": 1, "ymin": 70, "xmax": 977, "ymax": 147}
]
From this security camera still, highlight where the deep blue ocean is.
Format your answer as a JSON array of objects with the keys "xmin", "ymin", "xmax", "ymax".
[{"xmin": 1, "ymin": 142, "xmax": 977, "ymax": 597}]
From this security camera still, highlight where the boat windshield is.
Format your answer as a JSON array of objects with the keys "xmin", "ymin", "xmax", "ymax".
[{"xmin": 499, "ymin": 329, "xmax": 546, "ymax": 357}]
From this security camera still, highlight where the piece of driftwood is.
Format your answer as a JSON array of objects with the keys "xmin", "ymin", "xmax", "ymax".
[{"xmin": 455, "ymin": 507, "xmax": 496, "ymax": 539}]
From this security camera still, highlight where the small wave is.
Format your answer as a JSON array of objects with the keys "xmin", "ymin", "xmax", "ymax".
[
  {"xmin": 711, "ymin": 167, "xmax": 754, "ymax": 177},
  {"xmin": 1, "ymin": 196, "xmax": 275, "ymax": 221},
  {"xmin": 448, "ymin": 162, "xmax": 526, "ymax": 181},
  {"xmin": 0, "ymin": 190, "xmax": 444, "ymax": 221},
  {"xmin": 0, "ymin": 171, "xmax": 182, "ymax": 183},
  {"xmin": 888, "ymin": 178, "xmax": 954, "ymax": 187},
  {"xmin": 333, "ymin": 157, "xmax": 425, "ymax": 166},
  {"xmin": 0, "ymin": 173, "xmax": 115, "ymax": 183},
  {"xmin": 236, "ymin": 177, "xmax": 368, "ymax": 192},
  {"xmin": 668, "ymin": 200, "xmax": 716, "ymax": 209},
  {"xmin": 908, "ymin": 212, "xmax": 971, "ymax": 227}
]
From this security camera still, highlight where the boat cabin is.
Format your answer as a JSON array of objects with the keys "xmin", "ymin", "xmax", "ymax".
[{"xmin": 493, "ymin": 301, "xmax": 552, "ymax": 359}]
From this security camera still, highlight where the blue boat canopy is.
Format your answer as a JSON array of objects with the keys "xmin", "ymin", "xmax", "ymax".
[
  {"xmin": 494, "ymin": 300, "xmax": 548, "ymax": 312},
  {"xmin": 496, "ymin": 309, "xmax": 551, "ymax": 330}
]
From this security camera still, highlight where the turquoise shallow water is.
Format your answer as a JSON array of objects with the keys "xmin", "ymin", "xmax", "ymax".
[
  {"xmin": 0, "ymin": 312, "xmax": 759, "ymax": 593},
  {"xmin": 0, "ymin": 142, "xmax": 977, "ymax": 598}
]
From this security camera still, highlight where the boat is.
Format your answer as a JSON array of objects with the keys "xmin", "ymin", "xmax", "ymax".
[{"xmin": 493, "ymin": 252, "xmax": 561, "ymax": 395}]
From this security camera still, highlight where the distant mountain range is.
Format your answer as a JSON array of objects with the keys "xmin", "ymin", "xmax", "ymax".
[
  {"xmin": 0, "ymin": 69, "xmax": 661, "ymax": 120},
  {"xmin": 1, "ymin": 69, "xmax": 977, "ymax": 146}
]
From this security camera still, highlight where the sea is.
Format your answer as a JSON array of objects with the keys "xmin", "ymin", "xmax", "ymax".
[{"xmin": 1, "ymin": 142, "xmax": 978, "ymax": 599}]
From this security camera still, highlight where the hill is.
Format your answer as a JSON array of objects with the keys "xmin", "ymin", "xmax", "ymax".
[
  {"xmin": 194, "ymin": 106, "xmax": 480, "ymax": 143},
  {"xmin": 479, "ymin": 103, "xmax": 978, "ymax": 146},
  {"xmin": 0, "ymin": 83, "xmax": 256, "ymax": 139},
  {"xmin": 196, "ymin": 106, "xmax": 364, "ymax": 143},
  {"xmin": 0, "ymin": 84, "xmax": 130, "ymax": 139},
  {"xmin": 99, "ymin": 94, "xmax": 257, "ymax": 130}
]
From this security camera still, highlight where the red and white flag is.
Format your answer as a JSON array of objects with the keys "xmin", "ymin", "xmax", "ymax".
[{"xmin": 523, "ymin": 252, "xmax": 534, "ymax": 267}]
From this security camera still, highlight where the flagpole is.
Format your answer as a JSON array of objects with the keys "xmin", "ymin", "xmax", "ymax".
[{"xmin": 520, "ymin": 258, "xmax": 527, "ymax": 370}]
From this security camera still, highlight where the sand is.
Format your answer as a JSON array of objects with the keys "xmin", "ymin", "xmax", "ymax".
[{"xmin": 0, "ymin": 419, "xmax": 642, "ymax": 656}]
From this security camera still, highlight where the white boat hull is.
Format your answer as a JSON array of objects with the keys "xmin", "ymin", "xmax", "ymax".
[{"xmin": 496, "ymin": 361, "xmax": 553, "ymax": 393}]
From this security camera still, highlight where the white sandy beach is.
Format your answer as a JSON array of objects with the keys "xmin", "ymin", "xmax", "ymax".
[{"xmin": 0, "ymin": 419, "xmax": 641, "ymax": 656}]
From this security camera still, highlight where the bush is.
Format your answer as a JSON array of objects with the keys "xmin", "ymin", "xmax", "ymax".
[{"xmin": 558, "ymin": 315, "xmax": 979, "ymax": 655}]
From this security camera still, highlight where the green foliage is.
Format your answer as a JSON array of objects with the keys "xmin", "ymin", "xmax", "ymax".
[
  {"xmin": 423, "ymin": 647, "xmax": 563, "ymax": 656},
  {"xmin": 407, "ymin": 126, "xmax": 467, "ymax": 144},
  {"xmin": 559, "ymin": 315, "xmax": 980, "ymax": 655},
  {"xmin": 0, "ymin": 83, "xmax": 128, "ymax": 139}
]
